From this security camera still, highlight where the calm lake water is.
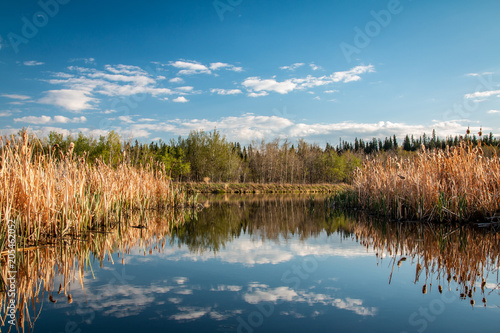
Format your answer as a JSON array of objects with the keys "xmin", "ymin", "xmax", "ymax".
[{"xmin": 3, "ymin": 195, "xmax": 500, "ymax": 332}]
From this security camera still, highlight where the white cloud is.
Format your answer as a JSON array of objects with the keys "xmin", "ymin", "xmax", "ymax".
[
  {"xmin": 176, "ymin": 86, "xmax": 194, "ymax": 92},
  {"xmin": 14, "ymin": 115, "xmax": 52, "ymax": 124},
  {"xmin": 39, "ymin": 89, "xmax": 97, "ymax": 111},
  {"xmin": 169, "ymin": 77, "xmax": 184, "ymax": 83},
  {"xmin": 248, "ymin": 91, "xmax": 269, "ymax": 97},
  {"xmin": 118, "ymin": 115, "xmax": 134, "ymax": 123},
  {"xmin": 330, "ymin": 65, "xmax": 375, "ymax": 83},
  {"xmin": 169, "ymin": 307, "xmax": 211, "ymax": 321},
  {"xmin": 324, "ymin": 90, "xmax": 338, "ymax": 94},
  {"xmin": 23, "ymin": 60, "xmax": 44, "ymax": 66},
  {"xmin": 465, "ymin": 90, "xmax": 500, "ymax": 100},
  {"xmin": 1, "ymin": 94, "xmax": 31, "ymax": 100},
  {"xmin": 170, "ymin": 60, "xmax": 211, "ymax": 75},
  {"xmin": 119, "ymin": 115, "xmax": 487, "ymax": 144},
  {"xmin": 0, "ymin": 111, "xmax": 12, "ymax": 117},
  {"xmin": 69, "ymin": 57, "xmax": 95, "ymax": 64},
  {"xmin": 242, "ymin": 65, "xmax": 374, "ymax": 96},
  {"xmin": 173, "ymin": 96, "xmax": 189, "ymax": 103},
  {"xmin": 309, "ymin": 63, "xmax": 321, "ymax": 71},
  {"xmin": 209, "ymin": 62, "xmax": 243, "ymax": 72},
  {"xmin": 313, "ymin": 96, "xmax": 321, "ymax": 100},
  {"xmin": 45, "ymin": 64, "xmax": 176, "ymax": 103},
  {"xmin": 243, "ymin": 285, "xmax": 377, "ymax": 317},
  {"xmin": 488, "ymin": 110, "xmax": 500, "ymax": 114},
  {"xmin": 104, "ymin": 64, "xmax": 147, "ymax": 76},
  {"xmin": 280, "ymin": 63, "xmax": 304, "ymax": 71},
  {"xmin": 0, "ymin": 126, "xmax": 110, "ymax": 139},
  {"xmin": 53, "ymin": 116, "xmax": 87, "ymax": 123},
  {"xmin": 13, "ymin": 115, "xmax": 87, "ymax": 124},
  {"xmin": 210, "ymin": 88, "xmax": 242, "ymax": 95},
  {"xmin": 243, "ymin": 77, "xmax": 297, "ymax": 95}
]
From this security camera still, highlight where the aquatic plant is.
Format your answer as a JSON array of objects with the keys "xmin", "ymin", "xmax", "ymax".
[
  {"xmin": 0, "ymin": 131, "xmax": 192, "ymax": 249},
  {"xmin": 351, "ymin": 139, "xmax": 500, "ymax": 222}
]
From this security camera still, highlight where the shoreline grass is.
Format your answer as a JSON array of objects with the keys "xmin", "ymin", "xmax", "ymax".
[
  {"xmin": 180, "ymin": 182, "xmax": 348, "ymax": 194},
  {"xmin": 0, "ymin": 132, "xmax": 193, "ymax": 250},
  {"xmin": 336, "ymin": 140, "xmax": 500, "ymax": 223}
]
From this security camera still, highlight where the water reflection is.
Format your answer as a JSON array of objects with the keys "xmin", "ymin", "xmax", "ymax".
[{"xmin": 1, "ymin": 195, "xmax": 499, "ymax": 332}]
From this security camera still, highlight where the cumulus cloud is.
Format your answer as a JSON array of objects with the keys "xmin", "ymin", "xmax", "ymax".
[
  {"xmin": 243, "ymin": 77, "xmax": 297, "ymax": 95},
  {"xmin": 38, "ymin": 89, "xmax": 97, "ymax": 111},
  {"xmin": 170, "ymin": 60, "xmax": 211, "ymax": 75},
  {"xmin": 53, "ymin": 116, "xmax": 87, "ymax": 123},
  {"xmin": 116, "ymin": 114, "xmax": 488, "ymax": 144},
  {"xmin": 23, "ymin": 60, "xmax": 44, "ymax": 66},
  {"xmin": 39, "ymin": 63, "xmax": 187, "ymax": 110},
  {"xmin": 173, "ymin": 96, "xmax": 189, "ymax": 103},
  {"xmin": 0, "ymin": 111, "xmax": 12, "ymax": 117},
  {"xmin": 488, "ymin": 110, "xmax": 500, "ymax": 114},
  {"xmin": 242, "ymin": 65, "xmax": 374, "ymax": 97}
]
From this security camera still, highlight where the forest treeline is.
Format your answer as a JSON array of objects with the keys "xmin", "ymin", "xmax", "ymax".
[{"xmin": 13, "ymin": 128, "xmax": 499, "ymax": 184}]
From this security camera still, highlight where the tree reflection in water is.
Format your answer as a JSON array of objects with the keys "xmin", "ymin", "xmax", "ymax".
[{"xmin": 1, "ymin": 194, "xmax": 499, "ymax": 330}]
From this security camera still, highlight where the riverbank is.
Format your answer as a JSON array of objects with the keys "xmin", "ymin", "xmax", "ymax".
[{"xmin": 180, "ymin": 182, "xmax": 348, "ymax": 194}]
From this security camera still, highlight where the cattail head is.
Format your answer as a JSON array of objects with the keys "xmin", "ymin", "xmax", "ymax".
[
  {"xmin": 466, "ymin": 126, "xmax": 471, "ymax": 135},
  {"xmin": 478, "ymin": 127, "xmax": 482, "ymax": 137},
  {"xmin": 68, "ymin": 142, "xmax": 75, "ymax": 155}
]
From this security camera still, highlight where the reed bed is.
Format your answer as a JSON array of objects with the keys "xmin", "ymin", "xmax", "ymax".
[
  {"xmin": 351, "ymin": 141, "xmax": 500, "ymax": 222},
  {"xmin": 0, "ymin": 132, "xmax": 194, "ymax": 250}
]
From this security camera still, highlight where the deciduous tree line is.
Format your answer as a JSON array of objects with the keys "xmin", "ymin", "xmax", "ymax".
[{"xmin": 29, "ymin": 128, "xmax": 499, "ymax": 184}]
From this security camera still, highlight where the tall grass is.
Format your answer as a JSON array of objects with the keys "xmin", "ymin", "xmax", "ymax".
[
  {"xmin": 0, "ymin": 131, "xmax": 192, "ymax": 250},
  {"xmin": 351, "ymin": 141, "xmax": 500, "ymax": 222}
]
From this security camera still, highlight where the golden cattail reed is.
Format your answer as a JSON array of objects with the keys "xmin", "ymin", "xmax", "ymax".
[
  {"xmin": 0, "ymin": 131, "xmax": 193, "ymax": 248},
  {"xmin": 352, "ymin": 140, "xmax": 500, "ymax": 222}
]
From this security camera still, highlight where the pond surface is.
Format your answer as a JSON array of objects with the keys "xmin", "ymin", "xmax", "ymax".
[{"xmin": 2, "ymin": 195, "xmax": 500, "ymax": 332}]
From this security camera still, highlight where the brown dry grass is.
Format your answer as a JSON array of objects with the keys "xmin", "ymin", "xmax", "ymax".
[
  {"xmin": 353, "ymin": 141, "xmax": 500, "ymax": 222},
  {"xmin": 0, "ymin": 132, "xmax": 192, "ymax": 249}
]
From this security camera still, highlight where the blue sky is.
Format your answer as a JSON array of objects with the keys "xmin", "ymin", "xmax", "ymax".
[{"xmin": 1, "ymin": 0, "xmax": 500, "ymax": 144}]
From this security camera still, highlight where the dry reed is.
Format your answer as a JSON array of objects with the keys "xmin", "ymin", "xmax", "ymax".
[
  {"xmin": 0, "ymin": 131, "xmax": 193, "ymax": 249},
  {"xmin": 352, "ymin": 141, "xmax": 500, "ymax": 222}
]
